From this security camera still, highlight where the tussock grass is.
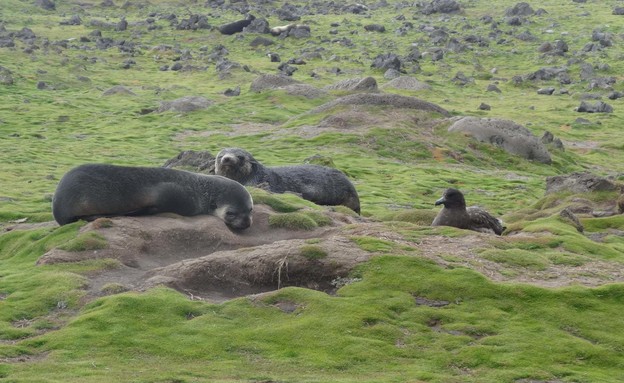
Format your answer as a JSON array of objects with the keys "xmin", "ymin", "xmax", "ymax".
[{"xmin": 1, "ymin": 0, "xmax": 624, "ymax": 381}]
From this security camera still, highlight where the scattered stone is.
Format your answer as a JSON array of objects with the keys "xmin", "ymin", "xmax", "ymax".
[
  {"xmin": 486, "ymin": 84, "xmax": 502, "ymax": 93},
  {"xmin": 244, "ymin": 18, "xmax": 270, "ymax": 34},
  {"xmin": 157, "ymin": 96, "xmax": 213, "ymax": 113},
  {"xmin": 35, "ymin": 0, "xmax": 55, "ymax": 10},
  {"xmin": 478, "ymin": 103, "xmax": 491, "ymax": 110},
  {"xmin": 364, "ymin": 24, "xmax": 385, "ymax": 33},
  {"xmin": 613, "ymin": 7, "xmax": 624, "ymax": 15},
  {"xmin": 224, "ymin": 86, "xmax": 240, "ymax": 97},
  {"xmin": 546, "ymin": 172, "xmax": 617, "ymax": 194},
  {"xmin": 250, "ymin": 74, "xmax": 299, "ymax": 92},
  {"xmin": 537, "ymin": 87, "xmax": 555, "ymax": 95},
  {"xmin": 371, "ymin": 53, "xmax": 402, "ymax": 71},
  {"xmin": 421, "ymin": 0, "xmax": 462, "ymax": 15},
  {"xmin": 101, "ymin": 85, "xmax": 136, "ymax": 96},
  {"xmin": 383, "ymin": 69, "xmax": 401, "ymax": 80},
  {"xmin": 249, "ymin": 36, "xmax": 274, "ymax": 47},
  {"xmin": 576, "ymin": 101, "xmax": 613, "ymax": 113},
  {"xmin": 451, "ymin": 71, "xmax": 474, "ymax": 86},
  {"xmin": 60, "ymin": 15, "xmax": 82, "ymax": 26},
  {"xmin": 323, "ymin": 77, "xmax": 378, "ymax": 92},
  {"xmin": 381, "ymin": 76, "xmax": 431, "ymax": 91},
  {"xmin": 505, "ymin": 2, "xmax": 534, "ymax": 16}
]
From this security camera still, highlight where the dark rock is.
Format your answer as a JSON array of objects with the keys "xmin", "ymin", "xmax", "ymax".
[
  {"xmin": 371, "ymin": 53, "xmax": 402, "ymax": 71},
  {"xmin": 577, "ymin": 101, "xmax": 613, "ymax": 113},
  {"xmin": 278, "ymin": 63, "xmax": 297, "ymax": 76},
  {"xmin": 478, "ymin": 103, "xmax": 491, "ymax": 110},
  {"xmin": 364, "ymin": 24, "xmax": 385, "ymax": 33},
  {"xmin": 223, "ymin": 86, "xmax": 240, "ymax": 97},
  {"xmin": 60, "ymin": 15, "xmax": 82, "ymax": 26},
  {"xmin": 342, "ymin": 4, "xmax": 369, "ymax": 14},
  {"xmin": 288, "ymin": 25, "xmax": 310, "ymax": 39},
  {"xmin": 588, "ymin": 77, "xmax": 616, "ymax": 90},
  {"xmin": 421, "ymin": 0, "xmax": 462, "ymax": 15},
  {"xmin": 176, "ymin": 15, "xmax": 210, "ymax": 30},
  {"xmin": 613, "ymin": 7, "xmax": 624, "ymax": 15},
  {"xmin": 249, "ymin": 36, "xmax": 274, "ymax": 47},
  {"xmin": 607, "ymin": 91, "xmax": 624, "ymax": 100},
  {"xmin": 35, "ymin": 0, "xmax": 55, "ymax": 10},
  {"xmin": 243, "ymin": 18, "xmax": 270, "ymax": 34},
  {"xmin": 170, "ymin": 62, "xmax": 183, "ymax": 71},
  {"xmin": 37, "ymin": 81, "xmax": 47, "ymax": 90},
  {"xmin": 451, "ymin": 72, "xmax": 474, "ymax": 86},
  {"xmin": 505, "ymin": 16, "xmax": 523, "ymax": 26},
  {"xmin": 16, "ymin": 27, "xmax": 36, "ymax": 41},
  {"xmin": 268, "ymin": 53, "xmax": 280, "ymax": 62},
  {"xmin": 116, "ymin": 18, "xmax": 128, "ymax": 31},
  {"xmin": 505, "ymin": 2, "xmax": 534, "ymax": 16},
  {"xmin": 537, "ymin": 87, "xmax": 555, "ymax": 95},
  {"xmin": 541, "ymin": 131, "xmax": 554, "ymax": 144},
  {"xmin": 552, "ymin": 138, "xmax": 564, "ymax": 151},
  {"xmin": 516, "ymin": 30, "xmax": 536, "ymax": 41},
  {"xmin": 487, "ymin": 84, "xmax": 501, "ymax": 93},
  {"xmin": 277, "ymin": 4, "xmax": 301, "ymax": 21},
  {"xmin": 525, "ymin": 67, "xmax": 568, "ymax": 82},
  {"xmin": 546, "ymin": 172, "xmax": 617, "ymax": 194},
  {"xmin": 383, "ymin": 69, "xmax": 401, "ymax": 80},
  {"xmin": 0, "ymin": 66, "xmax": 13, "ymax": 85}
]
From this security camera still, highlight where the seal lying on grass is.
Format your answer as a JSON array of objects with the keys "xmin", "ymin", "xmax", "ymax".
[
  {"xmin": 432, "ymin": 188, "xmax": 505, "ymax": 235},
  {"xmin": 214, "ymin": 148, "xmax": 361, "ymax": 214},
  {"xmin": 52, "ymin": 164, "xmax": 253, "ymax": 230}
]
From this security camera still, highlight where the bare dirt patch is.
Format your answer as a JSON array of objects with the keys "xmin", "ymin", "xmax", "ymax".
[{"xmin": 38, "ymin": 205, "xmax": 369, "ymax": 301}]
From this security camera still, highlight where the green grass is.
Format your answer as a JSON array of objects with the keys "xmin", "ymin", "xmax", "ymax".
[{"xmin": 2, "ymin": 0, "xmax": 624, "ymax": 381}]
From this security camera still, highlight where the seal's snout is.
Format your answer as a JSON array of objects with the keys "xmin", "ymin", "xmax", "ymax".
[
  {"xmin": 227, "ymin": 215, "xmax": 252, "ymax": 231},
  {"xmin": 220, "ymin": 155, "xmax": 235, "ymax": 165}
]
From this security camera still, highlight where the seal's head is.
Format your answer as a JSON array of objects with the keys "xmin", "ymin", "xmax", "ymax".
[
  {"xmin": 215, "ymin": 148, "xmax": 257, "ymax": 183},
  {"xmin": 212, "ymin": 176, "xmax": 254, "ymax": 230},
  {"xmin": 434, "ymin": 188, "xmax": 466, "ymax": 209}
]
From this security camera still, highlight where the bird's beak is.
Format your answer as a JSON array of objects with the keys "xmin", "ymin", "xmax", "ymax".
[{"xmin": 434, "ymin": 196, "xmax": 445, "ymax": 206}]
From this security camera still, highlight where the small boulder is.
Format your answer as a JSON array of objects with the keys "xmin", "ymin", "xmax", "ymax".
[
  {"xmin": 448, "ymin": 117, "xmax": 552, "ymax": 164},
  {"xmin": 546, "ymin": 172, "xmax": 618, "ymax": 194},
  {"xmin": 157, "ymin": 96, "xmax": 213, "ymax": 113}
]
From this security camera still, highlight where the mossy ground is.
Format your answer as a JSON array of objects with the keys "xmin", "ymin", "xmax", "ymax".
[{"xmin": 1, "ymin": 0, "xmax": 624, "ymax": 381}]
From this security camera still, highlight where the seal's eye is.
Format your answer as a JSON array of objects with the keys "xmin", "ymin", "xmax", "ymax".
[{"xmin": 237, "ymin": 155, "xmax": 245, "ymax": 161}]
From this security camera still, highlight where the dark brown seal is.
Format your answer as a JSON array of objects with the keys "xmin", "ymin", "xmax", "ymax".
[
  {"xmin": 52, "ymin": 164, "xmax": 253, "ymax": 230},
  {"xmin": 215, "ymin": 148, "xmax": 360, "ymax": 214}
]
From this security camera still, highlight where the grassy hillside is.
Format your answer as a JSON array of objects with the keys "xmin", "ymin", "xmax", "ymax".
[{"xmin": 1, "ymin": 0, "xmax": 624, "ymax": 381}]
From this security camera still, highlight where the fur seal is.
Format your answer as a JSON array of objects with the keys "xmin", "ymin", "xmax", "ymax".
[
  {"xmin": 52, "ymin": 164, "xmax": 253, "ymax": 230},
  {"xmin": 270, "ymin": 24, "xmax": 310, "ymax": 36},
  {"xmin": 215, "ymin": 148, "xmax": 360, "ymax": 214},
  {"xmin": 432, "ymin": 188, "xmax": 505, "ymax": 235},
  {"xmin": 218, "ymin": 15, "xmax": 255, "ymax": 35}
]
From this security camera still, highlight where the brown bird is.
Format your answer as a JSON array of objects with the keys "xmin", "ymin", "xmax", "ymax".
[{"xmin": 432, "ymin": 188, "xmax": 505, "ymax": 235}]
